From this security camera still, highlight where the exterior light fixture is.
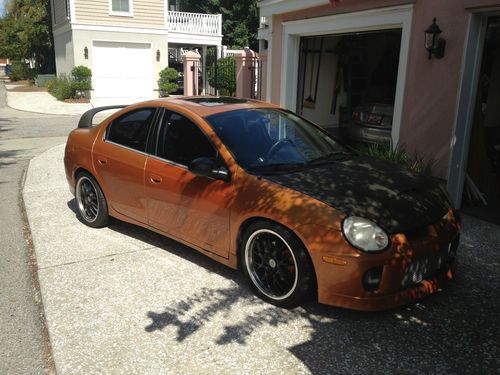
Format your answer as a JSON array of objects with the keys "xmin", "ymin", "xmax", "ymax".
[
  {"xmin": 84, "ymin": 47, "xmax": 88, "ymax": 60},
  {"xmin": 425, "ymin": 18, "xmax": 446, "ymax": 60},
  {"xmin": 156, "ymin": 50, "xmax": 161, "ymax": 62}
]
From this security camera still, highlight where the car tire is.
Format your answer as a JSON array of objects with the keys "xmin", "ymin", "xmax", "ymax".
[
  {"xmin": 241, "ymin": 221, "xmax": 316, "ymax": 308},
  {"xmin": 75, "ymin": 172, "xmax": 109, "ymax": 228}
]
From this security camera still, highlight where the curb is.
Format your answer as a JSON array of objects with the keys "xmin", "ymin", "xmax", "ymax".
[{"xmin": 20, "ymin": 165, "xmax": 57, "ymax": 375}]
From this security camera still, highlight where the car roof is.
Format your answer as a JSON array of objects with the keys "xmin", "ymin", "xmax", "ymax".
[{"xmin": 135, "ymin": 97, "xmax": 282, "ymax": 117}]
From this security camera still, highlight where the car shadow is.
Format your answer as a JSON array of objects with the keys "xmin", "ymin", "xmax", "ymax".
[
  {"xmin": 67, "ymin": 198, "xmax": 247, "ymax": 287},
  {"xmin": 66, "ymin": 198, "xmax": 500, "ymax": 373}
]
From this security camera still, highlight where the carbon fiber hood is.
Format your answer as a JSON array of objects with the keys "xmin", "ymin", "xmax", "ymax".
[{"xmin": 264, "ymin": 156, "xmax": 451, "ymax": 234}]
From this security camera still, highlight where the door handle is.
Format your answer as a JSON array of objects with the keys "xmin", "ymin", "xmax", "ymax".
[
  {"xmin": 150, "ymin": 175, "xmax": 162, "ymax": 184},
  {"xmin": 97, "ymin": 158, "xmax": 107, "ymax": 165}
]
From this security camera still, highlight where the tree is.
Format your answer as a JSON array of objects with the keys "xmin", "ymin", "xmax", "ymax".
[
  {"xmin": 0, "ymin": 0, "xmax": 55, "ymax": 74},
  {"xmin": 181, "ymin": 0, "xmax": 259, "ymax": 50}
]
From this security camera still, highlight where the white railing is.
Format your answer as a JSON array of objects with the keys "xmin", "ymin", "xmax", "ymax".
[{"xmin": 167, "ymin": 11, "xmax": 222, "ymax": 36}]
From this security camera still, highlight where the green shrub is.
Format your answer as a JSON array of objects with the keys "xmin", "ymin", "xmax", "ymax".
[
  {"xmin": 47, "ymin": 75, "xmax": 74, "ymax": 101},
  {"xmin": 158, "ymin": 67, "xmax": 179, "ymax": 97},
  {"xmin": 359, "ymin": 143, "xmax": 434, "ymax": 175},
  {"xmin": 71, "ymin": 65, "xmax": 92, "ymax": 80},
  {"xmin": 71, "ymin": 65, "xmax": 92, "ymax": 98},
  {"xmin": 9, "ymin": 61, "xmax": 29, "ymax": 81},
  {"xmin": 207, "ymin": 57, "xmax": 236, "ymax": 96}
]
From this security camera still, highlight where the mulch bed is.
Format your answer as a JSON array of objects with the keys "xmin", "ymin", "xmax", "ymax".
[{"xmin": 64, "ymin": 98, "xmax": 90, "ymax": 103}]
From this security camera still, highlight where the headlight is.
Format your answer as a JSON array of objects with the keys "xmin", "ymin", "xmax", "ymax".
[{"xmin": 342, "ymin": 216, "xmax": 390, "ymax": 252}]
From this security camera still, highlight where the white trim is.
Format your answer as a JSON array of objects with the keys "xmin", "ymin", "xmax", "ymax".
[
  {"xmin": 69, "ymin": 0, "xmax": 76, "ymax": 23},
  {"xmin": 168, "ymin": 31, "xmax": 222, "ymax": 46},
  {"xmin": 71, "ymin": 23, "xmax": 168, "ymax": 35},
  {"xmin": 109, "ymin": 0, "xmax": 134, "ymax": 17},
  {"xmin": 92, "ymin": 39, "xmax": 152, "ymax": 47},
  {"xmin": 447, "ymin": 14, "xmax": 487, "ymax": 208},
  {"xmin": 266, "ymin": 20, "xmax": 273, "ymax": 102},
  {"xmin": 164, "ymin": 0, "xmax": 168, "ymax": 28},
  {"xmin": 50, "ymin": 0, "xmax": 56, "ymax": 26},
  {"xmin": 280, "ymin": 5, "xmax": 414, "ymax": 146},
  {"xmin": 258, "ymin": 0, "xmax": 328, "ymax": 18}
]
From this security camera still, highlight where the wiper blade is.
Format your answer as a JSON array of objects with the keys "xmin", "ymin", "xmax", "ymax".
[
  {"xmin": 308, "ymin": 151, "xmax": 350, "ymax": 166},
  {"xmin": 247, "ymin": 162, "xmax": 307, "ymax": 173}
]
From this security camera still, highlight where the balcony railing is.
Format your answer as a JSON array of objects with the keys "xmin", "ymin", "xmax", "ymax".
[{"xmin": 167, "ymin": 11, "xmax": 222, "ymax": 36}]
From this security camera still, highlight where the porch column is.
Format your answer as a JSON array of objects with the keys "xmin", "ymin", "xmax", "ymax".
[
  {"xmin": 235, "ymin": 47, "xmax": 258, "ymax": 99},
  {"xmin": 182, "ymin": 50, "xmax": 201, "ymax": 96}
]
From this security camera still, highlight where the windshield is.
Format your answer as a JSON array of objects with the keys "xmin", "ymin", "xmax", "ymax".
[{"xmin": 205, "ymin": 108, "xmax": 348, "ymax": 172}]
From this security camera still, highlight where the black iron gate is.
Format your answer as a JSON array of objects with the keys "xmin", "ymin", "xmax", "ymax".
[{"xmin": 200, "ymin": 52, "xmax": 237, "ymax": 97}]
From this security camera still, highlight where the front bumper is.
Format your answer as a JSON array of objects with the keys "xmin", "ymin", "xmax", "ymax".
[{"xmin": 313, "ymin": 216, "xmax": 460, "ymax": 311}]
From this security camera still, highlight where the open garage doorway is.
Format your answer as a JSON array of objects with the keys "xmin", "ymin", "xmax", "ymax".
[
  {"xmin": 296, "ymin": 29, "xmax": 401, "ymax": 145},
  {"xmin": 460, "ymin": 16, "xmax": 500, "ymax": 225}
]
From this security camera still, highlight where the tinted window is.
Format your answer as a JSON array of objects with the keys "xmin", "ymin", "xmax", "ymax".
[
  {"xmin": 206, "ymin": 109, "xmax": 347, "ymax": 169},
  {"xmin": 107, "ymin": 108, "xmax": 155, "ymax": 152},
  {"xmin": 156, "ymin": 112, "xmax": 216, "ymax": 165}
]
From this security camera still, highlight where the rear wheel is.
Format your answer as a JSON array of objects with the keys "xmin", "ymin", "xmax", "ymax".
[
  {"xmin": 241, "ymin": 221, "xmax": 315, "ymax": 308},
  {"xmin": 75, "ymin": 172, "xmax": 109, "ymax": 228}
]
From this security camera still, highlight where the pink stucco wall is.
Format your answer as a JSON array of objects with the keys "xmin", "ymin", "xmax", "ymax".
[
  {"xmin": 268, "ymin": 0, "xmax": 500, "ymax": 178},
  {"xmin": 399, "ymin": 1, "xmax": 469, "ymax": 177}
]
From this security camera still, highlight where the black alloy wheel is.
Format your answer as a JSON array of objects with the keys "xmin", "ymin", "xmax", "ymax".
[
  {"xmin": 242, "ymin": 221, "xmax": 316, "ymax": 308},
  {"xmin": 75, "ymin": 172, "xmax": 109, "ymax": 228}
]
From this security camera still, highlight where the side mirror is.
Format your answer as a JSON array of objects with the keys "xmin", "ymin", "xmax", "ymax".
[{"xmin": 188, "ymin": 157, "xmax": 230, "ymax": 181}]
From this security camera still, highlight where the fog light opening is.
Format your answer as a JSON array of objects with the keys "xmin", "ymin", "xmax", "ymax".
[{"xmin": 363, "ymin": 267, "xmax": 383, "ymax": 292}]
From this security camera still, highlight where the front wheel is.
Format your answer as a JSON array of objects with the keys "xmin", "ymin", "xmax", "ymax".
[
  {"xmin": 241, "ymin": 221, "xmax": 316, "ymax": 308},
  {"xmin": 75, "ymin": 172, "xmax": 109, "ymax": 228}
]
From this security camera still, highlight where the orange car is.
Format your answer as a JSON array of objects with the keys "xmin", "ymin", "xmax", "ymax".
[{"xmin": 64, "ymin": 97, "xmax": 460, "ymax": 311}]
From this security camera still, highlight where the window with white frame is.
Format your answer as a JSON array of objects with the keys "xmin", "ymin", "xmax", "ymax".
[{"xmin": 111, "ymin": 0, "xmax": 132, "ymax": 14}]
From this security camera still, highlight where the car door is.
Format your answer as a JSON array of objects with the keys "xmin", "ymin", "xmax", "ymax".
[
  {"xmin": 93, "ymin": 107, "xmax": 158, "ymax": 223},
  {"xmin": 145, "ymin": 110, "xmax": 234, "ymax": 258}
]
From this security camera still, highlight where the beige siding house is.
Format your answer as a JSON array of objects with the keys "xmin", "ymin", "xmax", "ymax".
[{"xmin": 51, "ymin": 0, "xmax": 222, "ymax": 100}]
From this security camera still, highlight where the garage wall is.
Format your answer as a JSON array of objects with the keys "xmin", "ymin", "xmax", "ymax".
[
  {"xmin": 72, "ymin": 29, "xmax": 168, "ymax": 98},
  {"xmin": 300, "ymin": 37, "xmax": 339, "ymax": 128},
  {"xmin": 54, "ymin": 30, "xmax": 75, "ymax": 77},
  {"xmin": 398, "ymin": 0, "xmax": 469, "ymax": 177}
]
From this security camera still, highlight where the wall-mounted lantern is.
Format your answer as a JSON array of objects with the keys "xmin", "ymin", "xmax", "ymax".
[
  {"xmin": 84, "ymin": 46, "xmax": 89, "ymax": 60},
  {"xmin": 425, "ymin": 18, "xmax": 446, "ymax": 60},
  {"xmin": 156, "ymin": 49, "xmax": 161, "ymax": 62}
]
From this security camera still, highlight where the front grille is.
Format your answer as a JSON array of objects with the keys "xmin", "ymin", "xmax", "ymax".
[{"xmin": 401, "ymin": 249, "xmax": 450, "ymax": 288}]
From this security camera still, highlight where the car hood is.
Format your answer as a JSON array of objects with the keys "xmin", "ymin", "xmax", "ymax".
[{"xmin": 264, "ymin": 156, "xmax": 451, "ymax": 234}]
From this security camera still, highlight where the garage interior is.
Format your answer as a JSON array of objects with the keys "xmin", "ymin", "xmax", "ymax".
[
  {"xmin": 296, "ymin": 29, "xmax": 402, "ymax": 144},
  {"xmin": 462, "ymin": 16, "xmax": 500, "ymax": 225}
]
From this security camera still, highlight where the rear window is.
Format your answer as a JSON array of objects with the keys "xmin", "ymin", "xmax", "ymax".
[{"xmin": 106, "ymin": 108, "xmax": 156, "ymax": 152}]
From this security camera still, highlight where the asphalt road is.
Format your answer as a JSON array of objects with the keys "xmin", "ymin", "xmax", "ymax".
[{"xmin": 0, "ymin": 81, "xmax": 77, "ymax": 374}]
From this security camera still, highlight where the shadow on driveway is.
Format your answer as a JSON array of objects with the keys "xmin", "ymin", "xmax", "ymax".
[{"xmin": 67, "ymin": 198, "xmax": 500, "ymax": 374}]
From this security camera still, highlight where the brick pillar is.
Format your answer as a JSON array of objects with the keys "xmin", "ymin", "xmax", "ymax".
[
  {"xmin": 182, "ymin": 50, "xmax": 201, "ymax": 96},
  {"xmin": 235, "ymin": 47, "xmax": 258, "ymax": 99}
]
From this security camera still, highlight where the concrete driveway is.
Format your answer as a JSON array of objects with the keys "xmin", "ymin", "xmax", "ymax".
[{"xmin": 24, "ymin": 144, "xmax": 500, "ymax": 374}]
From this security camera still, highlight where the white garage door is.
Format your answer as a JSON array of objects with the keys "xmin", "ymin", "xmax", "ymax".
[{"xmin": 92, "ymin": 41, "xmax": 153, "ymax": 99}]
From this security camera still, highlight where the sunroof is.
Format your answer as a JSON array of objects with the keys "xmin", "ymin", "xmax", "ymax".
[{"xmin": 184, "ymin": 97, "xmax": 253, "ymax": 107}]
